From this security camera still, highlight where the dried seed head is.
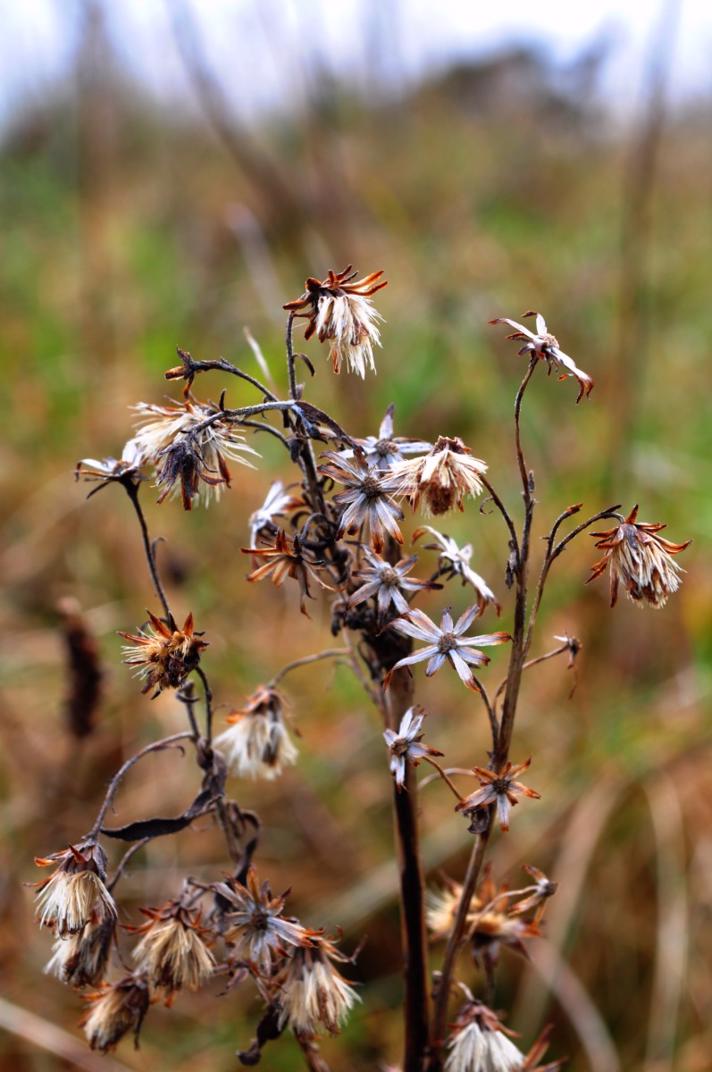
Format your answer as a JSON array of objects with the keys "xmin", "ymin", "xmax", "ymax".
[
  {"xmin": 490, "ymin": 311, "xmax": 594, "ymax": 403},
  {"xmin": 390, "ymin": 437, "xmax": 487, "ymax": 516},
  {"xmin": 127, "ymin": 400, "xmax": 259, "ymax": 510},
  {"xmin": 445, "ymin": 1002, "xmax": 525, "ymax": 1072},
  {"xmin": 320, "ymin": 452, "xmax": 404, "ymax": 553},
  {"xmin": 81, "ymin": 974, "xmax": 150, "ymax": 1053},
  {"xmin": 34, "ymin": 843, "xmax": 116, "ymax": 937},
  {"xmin": 277, "ymin": 934, "xmax": 359, "ymax": 1036},
  {"xmin": 44, "ymin": 918, "xmax": 116, "ymax": 988},
  {"xmin": 119, "ymin": 611, "xmax": 207, "ymax": 695},
  {"xmin": 215, "ymin": 867, "xmax": 312, "ymax": 974},
  {"xmin": 456, "ymin": 759, "xmax": 540, "ymax": 833},
  {"xmin": 383, "ymin": 707, "xmax": 443, "ymax": 789},
  {"xmin": 587, "ymin": 505, "xmax": 690, "ymax": 608},
  {"xmin": 131, "ymin": 903, "xmax": 215, "ymax": 995},
  {"xmin": 215, "ymin": 685, "xmax": 298, "ymax": 781},
  {"xmin": 284, "ymin": 266, "xmax": 387, "ymax": 377}
]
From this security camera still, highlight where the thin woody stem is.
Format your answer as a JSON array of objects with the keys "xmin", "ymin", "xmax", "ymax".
[
  {"xmin": 174, "ymin": 354, "xmax": 278, "ymax": 402},
  {"xmin": 480, "ymin": 474, "xmax": 519, "ymax": 560},
  {"xmin": 269, "ymin": 648, "xmax": 350, "ymax": 686},
  {"xmin": 430, "ymin": 359, "xmax": 538, "ymax": 1067},
  {"xmin": 421, "ymin": 756, "xmax": 466, "ymax": 803},
  {"xmin": 194, "ymin": 666, "xmax": 214, "ymax": 743},
  {"xmin": 285, "ymin": 312, "xmax": 324, "ymax": 513},
  {"xmin": 107, "ymin": 838, "xmax": 150, "ymax": 893},
  {"xmin": 493, "ymin": 641, "xmax": 572, "ymax": 708},
  {"xmin": 87, "ymin": 732, "xmax": 194, "ymax": 837},
  {"xmin": 123, "ymin": 481, "xmax": 175, "ymax": 627},
  {"xmin": 386, "ymin": 669, "xmax": 430, "ymax": 1072}
]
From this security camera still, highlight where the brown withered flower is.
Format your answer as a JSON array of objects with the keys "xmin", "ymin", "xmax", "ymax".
[
  {"xmin": 389, "ymin": 436, "xmax": 488, "ymax": 516},
  {"xmin": 34, "ymin": 843, "xmax": 116, "ymax": 938},
  {"xmin": 248, "ymin": 480, "xmax": 304, "ymax": 547},
  {"xmin": 490, "ymin": 310, "xmax": 594, "ymax": 403},
  {"xmin": 587, "ymin": 504, "xmax": 690, "ymax": 608},
  {"xmin": 467, "ymin": 866, "xmax": 541, "ymax": 964},
  {"xmin": 119, "ymin": 611, "xmax": 207, "ymax": 696},
  {"xmin": 215, "ymin": 866, "xmax": 313, "ymax": 974},
  {"xmin": 277, "ymin": 933, "xmax": 360, "ymax": 1036},
  {"xmin": 446, "ymin": 1000, "xmax": 564, "ymax": 1072},
  {"xmin": 242, "ymin": 530, "xmax": 333, "ymax": 616},
  {"xmin": 320, "ymin": 452, "xmax": 404, "ymax": 553},
  {"xmin": 45, "ymin": 918, "xmax": 116, "ymax": 988},
  {"xmin": 130, "ymin": 901, "xmax": 215, "ymax": 998},
  {"xmin": 214, "ymin": 685, "xmax": 298, "ymax": 780},
  {"xmin": 351, "ymin": 547, "xmax": 439, "ymax": 619},
  {"xmin": 81, "ymin": 973, "xmax": 150, "ymax": 1053},
  {"xmin": 387, "ymin": 606, "xmax": 510, "ymax": 692},
  {"xmin": 284, "ymin": 265, "xmax": 387, "ymax": 377},
  {"xmin": 456, "ymin": 758, "xmax": 540, "ymax": 833},
  {"xmin": 509, "ymin": 865, "xmax": 558, "ymax": 924}
]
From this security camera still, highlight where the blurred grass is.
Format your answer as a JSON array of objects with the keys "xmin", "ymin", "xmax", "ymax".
[{"xmin": 0, "ymin": 24, "xmax": 710, "ymax": 1072}]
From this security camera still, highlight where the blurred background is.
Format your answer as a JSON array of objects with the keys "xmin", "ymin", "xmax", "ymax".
[{"xmin": 1, "ymin": 1, "xmax": 710, "ymax": 1069}]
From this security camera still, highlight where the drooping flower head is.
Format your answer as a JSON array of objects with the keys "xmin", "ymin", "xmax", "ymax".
[
  {"xmin": 387, "ymin": 606, "xmax": 510, "ymax": 692},
  {"xmin": 74, "ymin": 440, "xmax": 143, "ymax": 495},
  {"xmin": 119, "ymin": 611, "xmax": 207, "ymax": 696},
  {"xmin": 34, "ymin": 842, "xmax": 116, "ymax": 938},
  {"xmin": 390, "ymin": 436, "xmax": 487, "ymax": 516},
  {"xmin": 413, "ymin": 526, "xmax": 500, "ymax": 614},
  {"xmin": 490, "ymin": 311, "xmax": 593, "ymax": 403},
  {"xmin": 44, "ymin": 918, "xmax": 116, "ymax": 988},
  {"xmin": 277, "ymin": 933, "xmax": 360, "ymax": 1036},
  {"xmin": 383, "ymin": 707, "xmax": 443, "ymax": 789},
  {"xmin": 214, "ymin": 685, "xmax": 298, "ymax": 781},
  {"xmin": 351, "ymin": 547, "xmax": 439, "ymax": 619},
  {"xmin": 130, "ymin": 901, "xmax": 215, "ymax": 996},
  {"xmin": 587, "ymin": 505, "xmax": 690, "ymax": 608},
  {"xmin": 126, "ymin": 400, "xmax": 259, "ymax": 509},
  {"xmin": 456, "ymin": 758, "xmax": 541, "ymax": 833},
  {"xmin": 242, "ymin": 530, "xmax": 333, "ymax": 616},
  {"xmin": 320, "ymin": 452, "xmax": 404, "ymax": 553},
  {"xmin": 284, "ymin": 265, "xmax": 387, "ymax": 377},
  {"xmin": 80, "ymin": 974, "xmax": 150, "ymax": 1053},
  {"xmin": 215, "ymin": 866, "xmax": 313, "ymax": 974}
]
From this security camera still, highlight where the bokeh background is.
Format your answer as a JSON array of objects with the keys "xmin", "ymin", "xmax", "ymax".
[{"xmin": 1, "ymin": 1, "xmax": 711, "ymax": 1070}]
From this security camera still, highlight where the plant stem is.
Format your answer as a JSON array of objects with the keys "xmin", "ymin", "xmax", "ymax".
[
  {"xmin": 124, "ymin": 482, "xmax": 175, "ymax": 626},
  {"xmin": 386, "ymin": 668, "xmax": 430, "ymax": 1072}
]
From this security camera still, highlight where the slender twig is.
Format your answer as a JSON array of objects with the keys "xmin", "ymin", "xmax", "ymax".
[
  {"xmin": 123, "ymin": 482, "xmax": 174, "ymax": 626},
  {"xmin": 285, "ymin": 312, "xmax": 324, "ymax": 513},
  {"xmin": 194, "ymin": 666, "xmax": 214, "ymax": 742},
  {"xmin": 87, "ymin": 732, "xmax": 194, "ymax": 837},
  {"xmin": 177, "ymin": 354, "xmax": 277, "ymax": 402},
  {"xmin": 295, "ymin": 1033, "xmax": 333, "ymax": 1072},
  {"xmin": 176, "ymin": 683, "xmax": 202, "ymax": 740},
  {"xmin": 420, "ymin": 756, "xmax": 466, "ymax": 803},
  {"xmin": 493, "ymin": 641, "xmax": 573, "ymax": 708},
  {"xmin": 237, "ymin": 418, "xmax": 292, "ymax": 448},
  {"xmin": 107, "ymin": 838, "xmax": 150, "ymax": 893},
  {"xmin": 469, "ymin": 674, "xmax": 499, "ymax": 750},
  {"xmin": 269, "ymin": 648, "xmax": 351, "ymax": 686},
  {"xmin": 480, "ymin": 474, "xmax": 519, "ymax": 560},
  {"xmin": 386, "ymin": 669, "xmax": 430, "ymax": 1072}
]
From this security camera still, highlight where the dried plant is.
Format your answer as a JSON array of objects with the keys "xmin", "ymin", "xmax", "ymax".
[{"xmin": 33, "ymin": 266, "xmax": 691, "ymax": 1071}]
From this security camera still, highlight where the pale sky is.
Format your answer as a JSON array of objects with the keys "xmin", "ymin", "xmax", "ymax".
[{"xmin": 1, "ymin": 0, "xmax": 710, "ymax": 127}]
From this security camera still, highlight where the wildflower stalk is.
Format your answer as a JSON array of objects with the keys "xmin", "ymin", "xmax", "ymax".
[
  {"xmin": 123, "ymin": 481, "xmax": 175, "ymax": 627},
  {"xmin": 385, "ymin": 668, "xmax": 431, "ymax": 1072}
]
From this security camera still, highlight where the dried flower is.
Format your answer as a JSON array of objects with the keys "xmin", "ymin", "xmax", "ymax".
[
  {"xmin": 44, "ymin": 918, "xmax": 116, "ymax": 987},
  {"xmin": 383, "ymin": 707, "xmax": 443, "ymax": 788},
  {"xmin": 277, "ymin": 933, "xmax": 359, "ymax": 1036},
  {"xmin": 320, "ymin": 452, "xmax": 404, "ymax": 553},
  {"xmin": 351, "ymin": 548, "xmax": 438, "ymax": 618},
  {"xmin": 127, "ymin": 400, "xmax": 259, "ymax": 509},
  {"xmin": 249, "ymin": 480, "xmax": 304, "ymax": 546},
  {"xmin": 414, "ymin": 526, "xmax": 500, "ymax": 614},
  {"xmin": 74, "ymin": 441, "xmax": 142, "ymax": 493},
  {"xmin": 456, "ymin": 759, "xmax": 540, "ymax": 833},
  {"xmin": 339, "ymin": 404, "xmax": 431, "ymax": 471},
  {"xmin": 216, "ymin": 867, "xmax": 312, "ymax": 974},
  {"xmin": 390, "ymin": 436, "xmax": 487, "ymax": 516},
  {"xmin": 490, "ymin": 311, "xmax": 593, "ymax": 403},
  {"xmin": 215, "ymin": 685, "xmax": 298, "ymax": 780},
  {"xmin": 445, "ymin": 1001, "xmax": 565, "ymax": 1072},
  {"xmin": 131, "ymin": 902, "xmax": 215, "ymax": 995},
  {"xmin": 446, "ymin": 1001, "xmax": 525, "ymax": 1072},
  {"xmin": 466, "ymin": 867, "xmax": 542, "ymax": 962},
  {"xmin": 587, "ymin": 504, "xmax": 690, "ymax": 608},
  {"xmin": 35, "ymin": 843, "xmax": 116, "ymax": 937},
  {"xmin": 387, "ymin": 607, "xmax": 510, "ymax": 692},
  {"xmin": 427, "ymin": 879, "xmax": 471, "ymax": 941},
  {"xmin": 119, "ymin": 611, "xmax": 207, "ymax": 696},
  {"xmin": 509, "ymin": 866, "xmax": 558, "ymax": 923},
  {"xmin": 284, "ymin": 265, "xmax": 387, "ymax": 377},
  {"xmin": 81, "ymin": 974, "xmax": 150, "ymax": 1053},
  {"xmin": 242, "ymin": 530, "xmax": 333, "ymax": 616}
]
